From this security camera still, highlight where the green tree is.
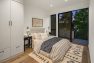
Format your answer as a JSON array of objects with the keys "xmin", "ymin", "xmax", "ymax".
[{"xmin": 74, "ymin": 8, "xmax": 88, "ymax": 40}]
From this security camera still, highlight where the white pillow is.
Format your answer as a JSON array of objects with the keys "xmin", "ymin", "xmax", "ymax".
[
  {"xmin": 40, "ymin": 33, "xmax": 48, "ymax": 40},
  {"xmin": 33, "ymin": 39, "xmax": 43, "ymax": 53},
  {"xmin": 32, "ymin": 33, "xmax": 41, "ymax": 39}
]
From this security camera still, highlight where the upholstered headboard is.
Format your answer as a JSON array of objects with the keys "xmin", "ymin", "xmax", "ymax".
[{"xmin": 31, "ymin": 28, "xmax": 45, "ymax": 33}]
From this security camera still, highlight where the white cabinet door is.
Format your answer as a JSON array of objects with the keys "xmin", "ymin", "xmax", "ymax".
[
  {"xmin": 11, "ymin": 1, "xmax": 24, "ymax": 56},
  {"xmin": 12, "ymin": 0, "xmax": 24, "ymax": 4},
  {"xmin": 0, "ymin": 0, "xmax": 11, "ymax": 50},
  {"xmin": 14, "ymin": 44, "xmax": 24, "ymax": 54},
  {"xmin": 3, "ymin": 48, "xmax": 11, "ymax": 60},
  {"xmin": 0, "ymin": 49, "xmax": 4, "ymax": 61},
  {"xmin": 0, "ymin": 48, "xmax": 11, "ymax": 61}
]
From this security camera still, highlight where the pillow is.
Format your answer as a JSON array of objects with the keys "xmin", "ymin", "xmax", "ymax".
[
  {"xmin": 32, "ymin": 33, "xmax": 48, "ymax": 53},
  {"xmin": 33, "ymin": 39, "xmax": 44, "ymax": 53},
  {"xmin": 32, "ymin": 33, "xmax": 36, "ymax": 39},
  {"xmin": 40, "ymin": 33, "xmax": 48, "ymax": 40},
  {"xmin": 32, "ymin": 33, "xmax": 42, "ymax": 39}
]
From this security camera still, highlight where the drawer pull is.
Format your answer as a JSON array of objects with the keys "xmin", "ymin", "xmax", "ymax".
[
  {"xmin": 16, "ymin": 46, "xmax": 20, "ymax": 48},
  {"xmin": 0, "ymin": 51, "xmax": 4, "ymax": 53}
]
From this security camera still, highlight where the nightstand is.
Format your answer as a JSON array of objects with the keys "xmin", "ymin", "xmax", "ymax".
[{"xmin": 24, "ymin": 36, "xmax": 32, "ymax": 51}]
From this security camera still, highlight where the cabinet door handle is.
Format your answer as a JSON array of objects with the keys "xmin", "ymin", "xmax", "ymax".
[
  {"xmin": 9, "ymin": 20, "xmax": 12, "ymax": 26},
  {"xmin": 11, "ymin": 21, "xmax": 12, "ymax": 26},
  {"xmin": 9, "ymin": 21, "xmax": 11, "ymax": 26},
  {"xmin": 16, "ymin": 46, "xmax": 20, "ymax": 48},
  {"xmin": 0, "ymin": 51, "xmax": 4, "ymax": 53}
]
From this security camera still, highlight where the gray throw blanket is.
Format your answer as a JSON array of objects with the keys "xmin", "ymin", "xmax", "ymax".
[{"xmin": 40, "ymin": 37, "xmax": 62, "ymax": 53}]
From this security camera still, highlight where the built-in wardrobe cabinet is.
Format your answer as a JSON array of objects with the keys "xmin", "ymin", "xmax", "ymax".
[{"xmin": 0, "ymin": 0, "xmax": 24, "ymax": 61}]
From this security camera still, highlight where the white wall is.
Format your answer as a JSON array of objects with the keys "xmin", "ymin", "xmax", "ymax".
[
  {"xmin": 89, "ymin": 0, "xmax": 94, "ymax": 63},
  {"xmin": 24, "ymin": 0, "xmax": 50, "ymax": 32},
  {"xmin": 43, "ymin": 17, "xmax": 51, "ymax": 32}
]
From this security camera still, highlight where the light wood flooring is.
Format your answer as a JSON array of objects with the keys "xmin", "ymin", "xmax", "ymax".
[
  {"xmin": 2, "ymin": 46, "xmax": 90, "ymax": 63},
  {"xmin": 3, "ymin": 48, "xmax": 33, "ymax": 63}
]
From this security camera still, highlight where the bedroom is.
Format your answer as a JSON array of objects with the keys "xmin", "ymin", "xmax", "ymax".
[{"xmin": 0, "ymin": 0, "xmax": 94, "ymax": 63}]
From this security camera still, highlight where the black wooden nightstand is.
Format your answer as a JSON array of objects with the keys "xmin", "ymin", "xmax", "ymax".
[{"xmin": 24, "ymin": 36, "xmax": 32, "ymax": 51}]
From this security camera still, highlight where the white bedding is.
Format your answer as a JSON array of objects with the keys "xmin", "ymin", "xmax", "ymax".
[
  {"xmin": 33, "ymin": 36, "xmax": 56, "ymax": 54},
  {"xmin": 33, "ymin": 36, "xmax": 71, "ymax": 63}
]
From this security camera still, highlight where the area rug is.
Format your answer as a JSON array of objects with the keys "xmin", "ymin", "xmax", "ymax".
[{"xmin": 10, "ymin": 44, "xmax": 87, "ymax": 63}]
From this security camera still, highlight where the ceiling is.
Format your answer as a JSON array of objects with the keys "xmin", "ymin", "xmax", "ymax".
[{"xmin": 24, "ymin": 0, "xmax": 89, "ymax": 13}]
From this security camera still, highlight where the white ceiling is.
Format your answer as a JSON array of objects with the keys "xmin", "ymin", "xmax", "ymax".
[
  {"xmin": 24, "ymin": 0, "xmax": 89, "ymax": 15},
  {"xmin": 25, "ymin": 0, "xmax": 89, "ymax": 11}
]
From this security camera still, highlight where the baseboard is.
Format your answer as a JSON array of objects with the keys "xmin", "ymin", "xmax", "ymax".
[
  {"xmin": 0, "ymin": 52, "xmax": 24, "ymax": 63},
  {"xmin": 88, "ymin": 46, "xmax": 91, "ymax": 63}
]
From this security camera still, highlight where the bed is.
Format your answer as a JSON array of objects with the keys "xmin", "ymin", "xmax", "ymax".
[
  {"xmin": 29, "ymin": 28, "xmax": 84, "ymax": 63},
  {"xmin": 31, "ymin": 33, "xmax": 71, "ymax": 63}
]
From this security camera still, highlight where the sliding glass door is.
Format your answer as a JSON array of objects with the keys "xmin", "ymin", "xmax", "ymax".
[
  {"xmin": 73, "ymin": 8, "xmax": 89, "ymax": 41},
  {"xmin": 58, "ymin": 12, "xmax": 72, "ymax": 41},
  {"xmin": 58, "ymin": 8, "xmax": 88, "ymax": 44}
]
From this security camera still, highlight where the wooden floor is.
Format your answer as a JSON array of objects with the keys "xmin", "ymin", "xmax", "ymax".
[
  {"xmin": 3, "ymin": 46, "xmax": 90, "ymax": 63},
  {"xmin": 82, "ymin": 46, "xmax": 91, "ymax": 63},
  {"xmin": 3, "ymin": 48, "xmax": 32, "ymax": 63}
]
